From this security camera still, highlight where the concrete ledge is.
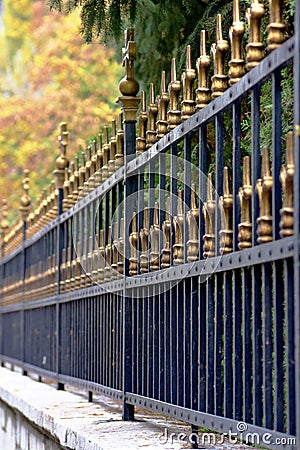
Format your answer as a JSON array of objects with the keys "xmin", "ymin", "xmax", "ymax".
[{"xmin": 0, "ymin": 366, "xmax": 252, "ymax": 449}]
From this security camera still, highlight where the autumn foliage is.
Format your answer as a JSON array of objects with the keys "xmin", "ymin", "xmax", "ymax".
[{"xmin": 0, "ymin": 1, "xmax": 122, "ymax": 221}]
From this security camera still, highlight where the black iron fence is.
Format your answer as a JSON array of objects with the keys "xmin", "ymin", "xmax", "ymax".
[{"xmin": 0, "ymin": 0, "xmax": 299, "ymax": 448}]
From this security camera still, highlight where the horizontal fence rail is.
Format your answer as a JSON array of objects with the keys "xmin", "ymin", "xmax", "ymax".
[{"xmin": 0, "ymin": 0, "xmax": 299, "ymax": 448}]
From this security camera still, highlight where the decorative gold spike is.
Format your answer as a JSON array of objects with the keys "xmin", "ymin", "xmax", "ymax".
[
  {"xmin": 136, "ymin": 91, "xmax": 148, "ymax": 155},
  {"xmin": 129, "ymin": 212, "xmax": 138, "ymax": 276},
  {"xmin": 95, "ymin": 134, "xmax": 103, "ymax": 187},
  {"xmin": 105, "ymin": 228, "xmax": 113, "ymax": 282},
  {"xmin": 238, "ymin": 156, "xmax": 252, "ymax": 249},
  {"xmin": 140, "ymin": 207, "xmax": 149, "ymax": 273},
  {"xmin": 19, "ymin": 169, "xmax": 31, "ymax": 221},
  {"xmin": 187, "ymin": 185, "xmax": 199, "ymax": 262},
  {"xmin": 267, "ymin": 0, "xmax": 285, "ymax": 52},
  {"xmin": 150, "ymin": 203, "xmax": 160, "ymax": 271},
  {"xmin": 280, "ymin": 132, "xmax": 294, "ymax": 237},
  {"xmin": 196, "ymin": 30, "xmax": 211, "ymax": 110},
  {"xmin": 63, "ymin": 168, "xmax": 70, "ymax": 211},
  {"xmin": 0, "ymin": 199, "xmax": 9, "ymax": 248},
  {"xmin": 156, "ymin": 71, "xmax": 169, "ymax": 139},
  {"xmin": 78, "ymin": 152, "xmax": 86, "ymax": 199},
  {"xmin": 98, "ymin": 229, "xmax": 105, "ymax": 283},
  {"xmin": 117, "ymin": 218, "xmax": 124, "ymax": 276},
  {"xmin": 219, "ymin": 167, "xmax": 233, "ymax": 254},
  {"xmin": 256, "ymin": 146, "xmax": 273, "ymax": 243},
  {"xmin": 111, "ymin": 223, "xmax": 119, "ymax": 280},
  {"xmin": 119, "ymin": 28, "xmax": 139, "ymax": 97},
  {"xmin": 115, "ymin": 113, "xmax": 124, "ymax": 168},
  {"xmin": 161, "ymin": 197, "xmax": 171, "ymax": 269},
  {"xmin": 118, "ymin": 29, "xmax": 140, "ymax": 121},
  {"xmin": 88, "ymin": 140, "xmax": 97, "ymax": 190},
  {"xmin": 167, "ymin": 58, "xmax": 181, "ymax": 130},
  {"xmin": 84, "ymin": 145, "xmax": 93, "ymax": 195},
  {"xmin": 72, "ymin": 156, "xmax": 80, "ymax": 203},
  {"xmin": 181, "ymin": 46, "xmax": 196, "ymax": 121},
  {"xmin": 246, "ymin": 0, "xmax": 265, "ymax": 70},
  {"xmin": 173, "ymin": 191, "xmax": 184, "ymax": 264},
  {"xmin": 211, "ymin": 15, "xmax": 229, "ymax": 98},
  {"xmin": 86, "ymin": 235, "xmax": 93, "ymax": 286},
  {"xmin": 229, "ymin": 0, "xmax": 245, "ymax": 85},
  {"xmin": 203, "ymin": 174, "xmax": 216, "ymax": 258},
  {"xmin": 101, "ymin": 127, "xmax": 110, "ymax": 182},
  {"xmin": 146, "ymin": 83, "xmax": 158, "ymax": 149},
  {"xmin": 109, "ymin": 119, "xmax": 117, "ymax": 177},
  {"xmin": 54, "ymin": 122, "xmax": 69, "ymax": 189}
]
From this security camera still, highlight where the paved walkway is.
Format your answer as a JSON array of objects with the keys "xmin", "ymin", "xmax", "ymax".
[{"xmin": 0, "ymin": 365, "xmax": 252, "ymax": 449}]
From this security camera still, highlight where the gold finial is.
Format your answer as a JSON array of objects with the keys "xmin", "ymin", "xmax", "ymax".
[
  {"xmin": 105, "ymin": 226, "xmax": 112, "ymax": 282},
  {"xmin": 187, "ymin": 185, "xmax": 199, "ymax": 262},
  {"xmin": 115, "ymin": 113, "xmax": 124, "ymax": 168},
  {"xmin": 156, "ymin": 71, "xmax": 169, "ymax": 139},
  {"xmin": 136, "ymin": 91, "xmax": 148, "ymax": 155},
  {"xmin": 129, "ymin": 212, "xmax": 139, "ymax": 276},
  {"xmin": 78, "ymin": 151, "xmax": 86, "ymax": 198},
  {"xmin": 54, "ymin": 122, "xmax": 69, "ymax": 189},
  {"xmin": 109, "ymin": 119, "xmax": 117, "ymax": 176},
  {"xmin": 211, "ymin": 15, "xmax": 229, "ymax": 98},
  {"xmin": 119, "ymin": 28, "xmax": 139, "ymax": 97},
  {"xmin": 111, "ymin": 223, "xmax": 119, "ymax": 280},
  {"xmin": 238, "ymin": 156, "xmax": 252, "ymax": 249},
  {"xmin": 229, "ymin": 0, "xmax": 245, "ymax": 85},
  {"xmin": 140, "ymin": 207, "xmax": 149, "ymax": 273},
  {"xmin": 146, "ymin": 83, "xmax": 158, "ymax": 149},
  {"xmin": 167, "ymin": 58, "xmax": 182, "ymax": 130},
  {"xmin": 117, "ymin": 218, "xmax": 124, "ymax": 276},
  {"xmin": 280, "ymin": 132, "xmax": 294, "ymax": 237},
  {"xmin": 267, "ymin": 0, "xmax": 285, "ymax": 52},
  {"xmin": 118, "ymin": 28, "xmax": 140, "ymax": 121},
  {"xmin": 150, "ymin": 203, "xmax": 160, "ymax": 271},
  {"xmin": 246, "ymin": 0, "xmax": 265, "ymax": 70},
  {"xmin": 102, "ymin": 127, "xmax": 110, "ymax": 181},
  {"xmin": 94, "ymin": 134, "xmax": 103, "ymax": 187},
  {"xmin": 196, "ymin": 30, "xmax": 211, "ymax": 110},
  {"xmin": 219, "ymin": 167, "xmax": 233, "ymax": 254},
  {"xmin": 203, "ymin": 173, "xmax": 216, "ymax": 258},
  {"xmin": 98, "ymin": 229, "xmax": 105, "ymax": 283},
  {"xmin": 256, "ymin": 146, "xmax": 273, "ymax": 243},
  {"xmin": 181, "ymin": 45, "xmax": 196, "ymax": 121},
  {"xmin": 173, "ymin": 191, "xmax": 184, "ymax": 264},
  {"xmin": 19, "ymin": 169, "xmax": 31, "ymax": 221},
  {"xmin": 161, "ymin": 197, "xmax": 171, "ymax": 269}
]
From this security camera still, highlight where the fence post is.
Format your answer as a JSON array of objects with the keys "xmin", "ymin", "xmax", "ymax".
[
  {"xmin": 53, "ymin": 122, "xmax": 69, "ymax": 391},
  {"xmin": 293, "ymin": 0, "xmax": 300, "ymax": 443},
  {"xmin": 117, "ymin": 28, "xmax": 140, "ymax": 421},
  {"xmin": 19, "ymin": 170, "xmax": 31, "ymax": 376}
]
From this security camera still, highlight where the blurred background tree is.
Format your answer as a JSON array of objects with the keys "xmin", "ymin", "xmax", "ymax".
[{"xmin": 0, "ymin": 0, "xmax": 122, "ymax": 221}]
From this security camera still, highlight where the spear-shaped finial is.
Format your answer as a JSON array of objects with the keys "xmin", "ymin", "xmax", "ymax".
[
  {"xmin": 256, "ymin": 146, "xmax": 273, "ymax": 243},
  {"xmin": 136, "ymin": 90, "xmax": 148, "ymax": 155},
  {"xmin": 181, "ymin": 45, "xmax": 196, "ymax": 121},
  {"xmin": 156, "ymin": 71, "xmax": 169, "ymax": 139},
  {"xmin": 196, "ymin": 30, "xmax": 211, "ymax": 110},
  {"xmin": 229, "ymin": 0, "xmax": 245, "ymax": 85},
  {"xmin": 238, "ymin": 156, "xmax": 252, "ymax": 249},
  {"xmin": 219, "ymin": 167, "xmax": 233, "ymax": 254},
  {"xmin": 140, "ymin": 207, "xmax": 149, "ymax": 273},
  {"xmin": 211, "ymin": 15, "xmax": 229, "ymax": 98},
  {"xmin": 146, "ymin": 83, "xmax": 158, "ymax": 149},
  {"xmin": 203, "ymin": 173, "xmax": 216, "ymax": 258},
  {"xmin": 150, "ymin": 202, "xmax": 160, "ymax": 271},
  {"xmin": 267, "ymin": 0, "xmax": 285, "ymax": 52},
  {"xmin": 115, "ymin": 112, "xmax": 125, "ymax": 168},
  {"xmin": 246, "ymin": 0, "xmax": 265, "ymax": 70},
  {"xmin": 187, "ymin": 185, "xmax": 199, "ymax": 262},
  {"xmin": 129, "ymin": 212, "xmax": 139, "ymax": 276},
  {"xmin": 173, "ymin": 191, "xmax": 184, "ymax": 264},
  {"xmin": 167, "ymin": 58, "xmax": 182, "ymax": 130},
  {"xmin": 280, "ymin": 132, "xmax": 294, "ymax": 237}
]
